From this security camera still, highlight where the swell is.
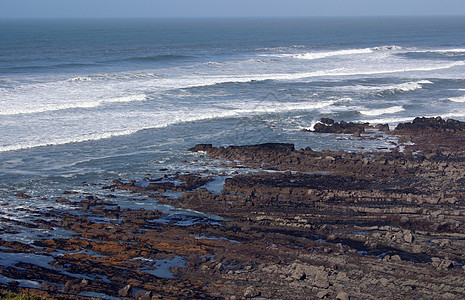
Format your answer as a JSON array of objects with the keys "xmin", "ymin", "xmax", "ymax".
[
  {"xmin": 2, "ymin": 61, "xmax": 460, "ymax": 116},
  {"xmin": 448, "ymin": 95, "xmax": 465, "ymax": 103},
  {"xmin": 175, "ymin": 62, "xmax": 461, "ymax": 90},
  {"xmin": 121, "ymin": 54, "xmax": 193, "ymax": 63},
  {"xmin": 1, "ymin": 63, "xmax": 97, "ymax": 73}
]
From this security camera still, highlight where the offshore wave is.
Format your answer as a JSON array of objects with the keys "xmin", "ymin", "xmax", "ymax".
[
  {"xmin": 448, "ymin": 95, "xmax": 465, "ymax": 102},
  {"xmin": 66, "ymin": 72, "xmax": 158, "ymax": 82},
  {"xmin": 269, "ymin": 45, "xmax": 403, "ymax": 60},
  {"xmin": 125, "ymin": 54, "xmax": 193, "ymax": 62},
  {"xmin": 1, "ymin": 64, "xmax": 458, "ymax": 118},
  {"xmin": 0, "ymin": 129, "xmax": 141, "ymax": 153},
  {"xmin": 337, "ymin": 80, "xmax": 432, "ymax": 93},
  {"xmin": 385, "ymin": 80, "xmax": 433, "ymax": 92},
  {"xmin": 3, "ymin": 63, "xmax": 96, "ymax": 72},
  {"xmin": 0, "ymin": 94, "xmax": 148, "ymax": 116},
  {"xmin": 257, "ymin": 45, "xmax": 307, "ymax": 52},
  {"xmin": 414, "ymin": 48, "xmax": 465, "ymax": 54},
  {"xmin": 359, "ymin": 105, "xmax": 405, "ymax": 116},
  {"xmin": 189, "ymin": 62, "xmax": 462, "ymax": 88}
]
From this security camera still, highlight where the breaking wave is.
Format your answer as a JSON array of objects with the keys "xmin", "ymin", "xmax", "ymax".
[
  {"xmin": 359, "ymin": 106, "xmax": 405, "ymax": 116},
  {"xmin": 0, "ymin": 94, "xmax": 148, "ymax": 116},
  {"xmin": 448, "ymin": 95, "xmax": 465, "ymax": 102},
  {"xmin": 270, "ymin": 45, "xmax": 403, "ymax": 60},
  {"xmin": 340, "ymin": 80, "xmax": 433, "ymax": 94}
]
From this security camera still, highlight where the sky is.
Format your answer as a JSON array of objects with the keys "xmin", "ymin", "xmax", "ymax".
[{"xmin": 1, "ymin": 0, "xmax": 464, "ymax": 19}]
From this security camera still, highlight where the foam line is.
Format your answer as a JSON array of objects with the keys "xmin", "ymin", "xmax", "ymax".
[
  {"xmin": 359, "ymin": 106, "xmax": 405, "ymax": 116},
  {"xmin": 0, "ymin": 94, "xmax": 147, "ymax": 116},
  {"xmin": 448, "ymin": 95, "xmax": 465, "ymax": 102},
  {"xmin": 264, "ymin": 45, "xmax": 403, "ymax": 60}
]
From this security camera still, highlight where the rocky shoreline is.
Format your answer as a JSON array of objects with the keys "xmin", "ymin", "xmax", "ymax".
[{"xmin": 1, "ymin": 117, "xmax": 465, "ymax": 299}]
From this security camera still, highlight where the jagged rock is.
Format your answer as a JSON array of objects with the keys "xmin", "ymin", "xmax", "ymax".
[
  {"xmin": 336, "ymin": 291, "xmax": 350, "ymax": 300},
  {"xmin": 391, "ymin": 255, "xmax": 402, "ymax": 261},
  {"xmin": 432, "ymin": 257, "xmax": 454, "ymax": 270},
  {"xmin": 40, "ymin": 282, "xmax": 58, "ymax": 292},
  {"xmin": 395, "ymin": 117, "xmax": 465, "ymax": 134},
  {"xmin": 243, "ymin": 286, "xmax": 260, "ymax": 298},
  {"xmin": 312, "ymin": 119, "xmax": 368, "ymax": 135},
  {"xmin": 118, "ymin": 284, "xmax": 132, "ymax": 297},
  {"xmin": 56, "ymin": 197, "xmax": 71, "ymax": 204},
  {"xmin": 317, "ymin": 290, "xmax": 330, "ymax": 298},
  {"xmin": 314, "ymin": 273, "xmax": 330, "ymax": 289},
  {"xmin": 63, "ymin": 279, "xmax": 80, "ymax": 293},
  {"xmin": 139, "ymin": 291, "xmax": 152, "ymax": 300},
  {"xmin": 404, "ymin": 232, "xmax": 414, "ymax": 243},
  {"xmin": 188, "ymin": 143, "xmax": 213, "ymax": 152},
  {"xmin": 15, "ymin": 192, "xmax": 32, "ymax": 199},
  {"xmin": 375, "ymin": 123, "xmax": 390, "ymax": 132}
]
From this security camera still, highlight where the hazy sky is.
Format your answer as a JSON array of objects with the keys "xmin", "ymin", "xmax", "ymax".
[{"xmin": 1, "ymin": 0, "xmax": 465, "ymax": 18}]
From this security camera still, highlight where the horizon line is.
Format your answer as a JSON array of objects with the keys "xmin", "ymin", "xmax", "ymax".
[{"xmin": 2, "ymin": 14, "xmax": 465, "ymax": 20}]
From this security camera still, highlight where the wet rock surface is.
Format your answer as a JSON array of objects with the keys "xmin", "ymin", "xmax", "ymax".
[
  {"xmin": 309, "ymin": 118, "xmax": 372, "ymax": 135},
  {"xmin": 1, "ymin": 117, "xmax": 465, "ymax": 299}
]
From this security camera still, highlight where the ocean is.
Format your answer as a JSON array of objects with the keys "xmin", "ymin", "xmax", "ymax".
[{"xmin": 1, "ymin": 17, "xmax": 465, "ymax": 243}]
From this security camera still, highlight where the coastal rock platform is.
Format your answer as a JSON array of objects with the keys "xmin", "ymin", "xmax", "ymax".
[{"xmin": 1, "ymin": 117, "xmax": 465, "ymax": 299}]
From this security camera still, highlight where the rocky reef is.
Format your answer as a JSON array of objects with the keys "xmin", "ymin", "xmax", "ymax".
[{"xmin": 1, "ymin": 117, "xmax": 465, "ymax": 299}]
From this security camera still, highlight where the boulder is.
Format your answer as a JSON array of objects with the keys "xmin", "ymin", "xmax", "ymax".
[
  {"xmin": 404, "ymin": 232, "xmax": 414, "ymax": 243},
  {"xmin": 118, "ymin": 284, "xmax": 132, "ymax": 297},
  {"xmin": 312, "ymin": 119, "xmax": 368, "ymax": 135},
  {"xmin": 243, "ymin": 286, "xmax": 260, "ymax": 298},
  {"xmin": 336, "ymin": 292, "xmax": 350, "ymax": 300}
]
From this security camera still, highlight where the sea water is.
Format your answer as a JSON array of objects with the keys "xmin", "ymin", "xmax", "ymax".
[{"xmin": 1, "ymin": 16, "xmax": 465, "ymax": 235}]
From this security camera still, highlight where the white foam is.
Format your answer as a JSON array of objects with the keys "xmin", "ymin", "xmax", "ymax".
[
  {"xmin": 340, "ymin": 80, "xmax": 433, "ymax": 93},
  {"xmin": 0, "ymin": 98, "xmax": 339, "ymax": 152},
  {"xmin": 193, "ymin": 61, "xmax": 461, "ymax": 85},
  {"xmin": 0, "ymin": 94, "xmax": 147, "ymax": 116},
  {"xmin": 1, "ymin": 59, "xmax": 460, "ymax": 118},
  {"xmin": 388, "ymin": 80, "xmax": 433, "ymax": 92},
  {"xmin": 338, "ymin": 61, "xmax": 464, "ymax": 76},
  {"xmin": 236, "ymin": 100, "xmax": 336, "ymax": 114},
  {"xmin": 358, "ymin": 116, "xmax": 418, "ymax": 125},
  {"xmin": 67, "ymin": 76, "xmax": 92, "ymax": 82},
  {"xmin": 371, "ymin": 45, "xmax": 404, "ymax": 51},
  {"xmin": 281, "ymin": 48, "xmax": 374, "ymax": 60},
  {"xmin": 362, "ymin": 113, "xmax": 465, "ymax": 126},
  {"xmin": 448, "ymin": 95, "xmax": 465, "ymax": 102},
  {"xmin": 267, "ymin": 45, "xmax": 403, "ymax": 61},
  {"xmin": 0, "ymin": 129, "xmax": 141, "ymax": 152},
  {"xmin": 359, "ymin": 105, "xmax": 405, "ymax": 116},
  {"xmin": 415, "ymin": 48, "xmax": 465, "ymax": 54}
]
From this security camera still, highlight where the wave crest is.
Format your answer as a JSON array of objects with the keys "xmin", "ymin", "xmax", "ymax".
[
  {"xmin": 272, "ymin": 45, "xmax": 403, "ymax": 60},
  {"xmin": 0, "ymin": 94, "xmax": 148, "ymax": 116},
  {"xmin": 448, "ymin": 95, "xmax": 465, "ymax": 102},
  {"xmin": 384, "ymin": 80, "xmax": 433, "ymax": 93},
  {"xmin": 359, "ymin": 105, "xmax": 405, "ymax": 116}
]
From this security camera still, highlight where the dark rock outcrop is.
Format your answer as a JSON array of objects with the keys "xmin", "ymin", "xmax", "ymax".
[{"xmin": 310, "ymin": 118, "xmax": 369, "ymax": 135}]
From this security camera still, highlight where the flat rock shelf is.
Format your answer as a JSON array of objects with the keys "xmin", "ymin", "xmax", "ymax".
[{"xmin": 1, "ymin": 117, "xmax": 465, "ymax": 299}]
